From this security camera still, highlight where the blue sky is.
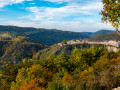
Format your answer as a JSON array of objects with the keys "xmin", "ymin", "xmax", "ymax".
[{"xmin": 0, "ymin": 0, "xmax": 114, "ymax": 32}]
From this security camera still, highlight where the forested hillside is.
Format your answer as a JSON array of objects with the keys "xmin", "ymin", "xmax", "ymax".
[
  {"xmin": 34, "ymin": 43, "xmax": 106, "ymax": 60},
  {"xmin": 90, "ymin": 29, "xmax": 115, "ymax": 37},
  {"xmin": 1, "ymin": 45, "xmax": 120, "ymax": 90},
  {"xmin": 0, "ymin": 25, "xmax": 116, "ymax": 45},
  {"xmin": 0, "ymin": 26, "xmax": 119, "ymax": 90},
  {"xmin": 0, "ymin": 25, "xmax": 89, "ymax": 45},
  {"xmin": 91, "ymin": 33, "xmax": 120, "ymax": 41},
  {"xmin": 0, "ymin": 36, "xmax": 47, "ymax": 63},
  {"xmin": 0, "ymin": 0, "xmax": 119, "ymax": 89}
]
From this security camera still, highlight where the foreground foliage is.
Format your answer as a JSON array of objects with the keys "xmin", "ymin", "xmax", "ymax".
[
  {"xmin": 1, "ymin": 46, "xmax": 120, "ymax": 90},
  {"xmin": 101, "ymin": 0, "xmax": 120, "ymax": 34}
]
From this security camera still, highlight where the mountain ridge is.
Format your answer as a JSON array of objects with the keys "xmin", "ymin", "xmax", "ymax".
[
  {"xmin": 81, "ymin": 29, "xmax": 115, "ymax": 37},
  {"xmin": 90, "ymin": 29, "xmax": 115, "ymax": 37},
  {"xmin": 90, "ymin": 33, "xmax": 120, "ymax": 41},
  {"xmin": 0, "ymin": 25, "xmax": 89, "ymax": 45}
]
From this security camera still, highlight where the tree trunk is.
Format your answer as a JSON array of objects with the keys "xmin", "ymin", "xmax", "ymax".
[{"xmin": 116, "ymin": 28, "xmax": 120, "ymax": 35}]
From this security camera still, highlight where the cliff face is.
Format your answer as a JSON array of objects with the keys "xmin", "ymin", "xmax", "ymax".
[{"xmin": 107, "ymin": 46, "xmax": 120, "ymax": 52}]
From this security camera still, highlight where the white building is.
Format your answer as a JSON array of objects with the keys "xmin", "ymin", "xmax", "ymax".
[{"xmin": 59, "ymin": 40, "xmax": 120, "ymax": 49}]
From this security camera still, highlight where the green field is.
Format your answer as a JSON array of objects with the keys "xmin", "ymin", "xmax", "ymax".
[{"xmin": 0, "ymin": 33, "xmax": 11, "ymax": 38}]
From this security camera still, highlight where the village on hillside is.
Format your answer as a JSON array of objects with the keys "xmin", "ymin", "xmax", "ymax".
[{"xmin": 58, "ymin": 39, "xmax": 120, "ymax": 52}]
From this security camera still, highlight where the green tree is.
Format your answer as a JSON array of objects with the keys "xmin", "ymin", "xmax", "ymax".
[
  {"xmin": 11, "ymin": 64, "xmax": 53, "ymax": 90},
  {"xmin": 73, "ymin": 39, "xmax": 76, "ymax": 42},
  {"xmin": 101, "ymin": 0, "xmax": 120, "ymax": 34},
  {"xmin": 62, "ymin": 40, "xmax": 67, "ymax": 44},
  {"xmin": 0, "ymin": 62, "xmax": 18, "ymax": 90}
]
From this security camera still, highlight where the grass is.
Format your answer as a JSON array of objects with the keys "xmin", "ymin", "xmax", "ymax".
[{"xmin": 0, "ymin": 33, "xmax": 11, "ymax": 38}]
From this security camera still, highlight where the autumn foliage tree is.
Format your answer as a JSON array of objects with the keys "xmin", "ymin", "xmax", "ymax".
[
  {"xmin": 19, "ymin": 80, "xmax": 40, "ymax": 90},
  {"xmin": 2, "ymin": 45, "xmax": 120, "ymax": 90},
  {"xmin": 101, "ymin": 0, "xmax": 120, "ymax": 34}
]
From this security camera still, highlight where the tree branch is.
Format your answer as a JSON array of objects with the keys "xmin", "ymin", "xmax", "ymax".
[{"xmin": 116, "ymin": 28, "xmax": 120, "ymax": 35}]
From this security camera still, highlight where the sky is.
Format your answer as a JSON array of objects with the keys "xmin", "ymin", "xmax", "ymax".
[{"xmin": 0, "ymin": 0, "xmax": 115, "ymax": 32}]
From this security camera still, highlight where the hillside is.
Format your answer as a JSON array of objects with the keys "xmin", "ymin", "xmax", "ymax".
[
  {"xmin": 1, "ymin": 44, "xmax": 120, "ymax": 90},
  {"xmin": 90, "ymin": 33, "xmax": 120, "ymax": 41},
  {"xmin": 34, "ymin": 43, "xmax": 105, "ymax": 60},
  {"xmin": 0, "ymin": 25, "xmax": 89, "ymax": 45},
  {"xmin": 90, "ymin": 29, "xmax": 115, "ymax": 37},
  {"xmin": 0, "ymin": 37, "xmax": 47, "ymax": 63}
]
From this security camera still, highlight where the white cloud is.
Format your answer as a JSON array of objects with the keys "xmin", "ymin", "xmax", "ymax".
[
  {"xmin": 26, "ymin": 6, "xmax": 91, "ymax": 21},
  {"xmin": 80, "ymin": 2, "xmax": 103, "ymax": 10},
  {"xmin": 29, "ymin": 2, "xmax": 35, "ymax": 4},
  {"xmin": 0, "ymin": 0, "xmax": 32, "ymax": 7},
  {"xmin": 16, "ymin": 1, "xmax": 107, "ymax": 32},
  {"xmin": 0, "ymin": 0, "xmax": 109, "ymax": 32},
  {"xmin": 0, "ymin": 18, "xmax": 4, "ymax": 21},
  {"xmin": 25, "ymin": 1, "xmax": 103, "ymax": 21}
]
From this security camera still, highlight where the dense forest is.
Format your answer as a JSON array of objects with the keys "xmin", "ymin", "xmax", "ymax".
[
  {"xmin": 0, "ymin": 25, "xmax": 89, "ymax": 45},
  {"xmin": 0, "ymin": 26, "xmax": 120, "ymax": 90},
  {"xmin": 0, "ymin": 0, "xmax": 119, "ymax": 89},
  {"xmin": 0, "ymin": 36, "xmax": 47, "ymax": 63},
  {"xmin": 34, "ymin": 44, "xmax": 106, "ymax": 60},
  {"xmin": 1, "ymin": 45, "xmax": 120, "ymax": 90},
  {"xmin": 0, "ymin": 25, "xmax": 115, "ymax": 45}
]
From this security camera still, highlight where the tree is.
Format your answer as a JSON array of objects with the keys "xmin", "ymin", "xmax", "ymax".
[
  {"xmin": 73, "ymin": 39, "xmax": 76, "ymax": 42},
  {"xmin": 11, "ymin": 64, "xmax": 53, "ymax": 90},
  {"xmin": 19, "ymin": 80, "xmax": 40, "ymax": 90},
  {"xmin": 101, "ymin": 0, "xmax": 120, "ymax": 34},
  {"xmin": 62, "ymin": 40, "xmax": 67, "ymax": 44}
]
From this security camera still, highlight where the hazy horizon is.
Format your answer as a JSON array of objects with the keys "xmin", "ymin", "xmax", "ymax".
[{"xmin": 0, "ymin": 24, "xmax": 115, "ymax": 33}]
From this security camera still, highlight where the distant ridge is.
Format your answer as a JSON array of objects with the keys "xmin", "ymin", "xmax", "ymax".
[
  {"xmin": 0, "ymin": 25, "xmax": 89, "ymax": 45},
  {"xmin": 90, "ymin": 29, "xmax": 115, "ymax": 37},
  {"xmin": 90, "ymin": 33, "xmax": 120, "ymax": 41},
  {"xmin": 81, "ymin": 32, "xmax": 93, "ymax": 36}
]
